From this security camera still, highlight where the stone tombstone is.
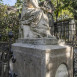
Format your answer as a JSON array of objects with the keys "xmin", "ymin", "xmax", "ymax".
[{"xmin": 12, "ymin": 0, "xmax": 73, "ymax": 77}]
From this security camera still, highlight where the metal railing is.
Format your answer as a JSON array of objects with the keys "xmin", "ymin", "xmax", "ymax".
[
  {"xmin": 53, "ymin": 19, "xmax": 76, "ymax": 46},
  {"xmin": 53, "ymin": 19, "xmax": 77, "ymax": 77},
  {"xmin": 0, "ymin": 31, "xmax": 17, "ymax": 77}
]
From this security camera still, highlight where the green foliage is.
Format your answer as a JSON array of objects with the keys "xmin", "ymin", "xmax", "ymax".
[
  {"xmin": 0, "ymin": 0, "xmax": 2, "ymax": 2},
  {"xmin": 15, "ymin": 0, "xmax": 23, "ymax": 14},
  {"xmin": 52, "ymin": 0, "xmax": 77, "ymax": 21},
  {"xmin": 0, "ymin": 4, "xmax": 19, "ymax": 42},
  {"xmin": 51, "ymin": 0, "xmax": 74, "ymax": 21}
]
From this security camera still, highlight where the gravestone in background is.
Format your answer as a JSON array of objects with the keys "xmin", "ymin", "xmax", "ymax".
[{"xmin": 12, "ymin": 0, "xmax": 73, "ymax": 77}]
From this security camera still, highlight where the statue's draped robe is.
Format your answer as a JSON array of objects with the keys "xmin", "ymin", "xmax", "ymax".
[{"xmin": 20, "ymin": 0, "xmax": 51, "ymax": 38}]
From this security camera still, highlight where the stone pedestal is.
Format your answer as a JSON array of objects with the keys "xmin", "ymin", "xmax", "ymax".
[{"xmin": 12, "ymin": 38, "xmax": 73, "ymax": 77}]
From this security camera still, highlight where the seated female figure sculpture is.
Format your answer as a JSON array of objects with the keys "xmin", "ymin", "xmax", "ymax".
[{"xmin": 19, "ymin": 0, "xmax": 53, "ymax": 38}]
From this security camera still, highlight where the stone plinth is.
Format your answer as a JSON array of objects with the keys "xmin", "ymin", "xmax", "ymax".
[
  {"xmin": 12, "ymin": 39, "xmax": 73, "ymax": 77},
  {"xmin": 16, "ymin": 38, "xmax": 57, "ymax": 45}
]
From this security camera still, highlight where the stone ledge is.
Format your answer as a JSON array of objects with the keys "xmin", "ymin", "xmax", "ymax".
[
  {"xmin": 12, "ymin": 43, "xmax": 66, "ymax": 51},
  {"xmin": 16, "ymin": 38, "xmax": 58, "ymax": 45}
]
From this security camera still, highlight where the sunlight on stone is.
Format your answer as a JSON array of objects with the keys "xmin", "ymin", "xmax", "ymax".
[
  {"xmin": 46, "ymin": 52, "xmax": 50, "ymax": 65},
  {"xmin": 46, "ymin": 72, "xmax": 50, "ymax": 77},
  {"xmin": 66, "ymin": 46, "xmax": 71, "ymax": 58},
  {"xmin": 55, "ymin": 64, "xmax": 68, "ymax": 77}
]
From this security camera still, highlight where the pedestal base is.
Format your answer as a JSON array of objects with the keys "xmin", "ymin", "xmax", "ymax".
[{"xmin": 12, "ymin": 43, "xmax": 73, "ymax": 77}]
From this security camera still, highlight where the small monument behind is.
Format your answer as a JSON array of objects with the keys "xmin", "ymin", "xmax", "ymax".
[{"xmin": 12, "ymin": 0, "xmax": 73, "ymax": 77}]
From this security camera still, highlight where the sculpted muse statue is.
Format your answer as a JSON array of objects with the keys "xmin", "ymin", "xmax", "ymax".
[{"xmin": 19, "ymin": 0, "xmax": 53, "ymax": 38}]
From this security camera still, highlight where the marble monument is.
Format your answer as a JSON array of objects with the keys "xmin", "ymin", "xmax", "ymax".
[
  {"xmin": 19, "ymin": 0, "xmax": 53, "ymax": 38},
  {"xmin": 12, "ymin": 0, "xmax": 73, "ymax": 77}
]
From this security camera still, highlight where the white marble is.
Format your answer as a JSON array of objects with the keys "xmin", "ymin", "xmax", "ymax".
[
  {"xmin": 55, "ymin": 64, "xmax": 68, "ymax": 77},
  {"xmin": 19, "ymin": 0, "xmax": 53, "ymax": 38}
]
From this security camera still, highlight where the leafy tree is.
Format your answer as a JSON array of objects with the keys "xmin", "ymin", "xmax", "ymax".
[
  {"xmin": 62, "ymin": 0, "xmax": 77, "ymax": 20},
  {"xmin": 0, "ymin": 0, "xmax": 2, "ymax": 2},
  {"xmin": 51, "ymin": 0, "xmax": 74, "ymax": 21},
  {"xmin": 15, "ymin": 0, "xmax": 23, "ymax": 15},
  {"xmin": 0, "ymin": 4, "xmax": 19, "ymax": 42},
  {"xmin": 52, "ymin": 0, "xmax": 77, "ymax": 21}
]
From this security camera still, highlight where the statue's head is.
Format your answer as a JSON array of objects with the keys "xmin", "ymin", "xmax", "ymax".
[
  {"xmin": 24, "ymin": 0, "xmax": 33, "ymax": 8},
  {"xmin": 24, "ymin": 0, "xmax": 39, "ymax": 8}
]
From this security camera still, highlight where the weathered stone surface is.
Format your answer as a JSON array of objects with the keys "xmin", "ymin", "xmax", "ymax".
[
  {"xmin": 16, "ymin": 38, "xmax": 57, "ymax": 45},
  {"xmin": 12, "ymin": 43, "xmax": 73, "ymax": 77},
  {"xmin": 12, "ymin": 0, "xmax": 73, "ymax": 77},
  {"xmin": 55, "ymin": 64, "xmax": 68, "ymax": 77},
  {"xmin": 19, "ymin": 0, "xmax": 54, "ymax": 38}
]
